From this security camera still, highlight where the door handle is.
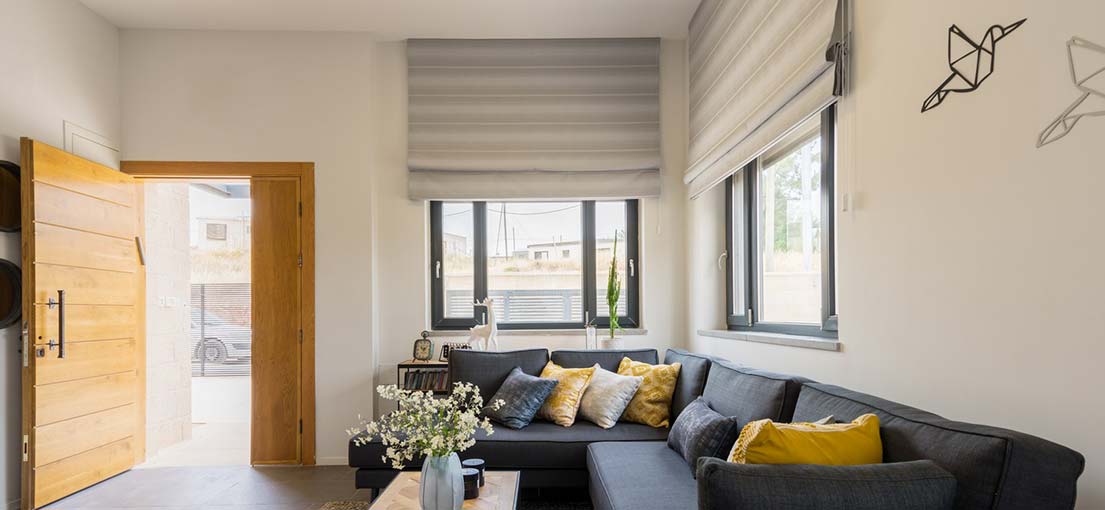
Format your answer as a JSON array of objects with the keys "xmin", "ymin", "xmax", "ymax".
[{"xmin": 55, "ymin": 290, "xmax": 65, "ymax": 359}]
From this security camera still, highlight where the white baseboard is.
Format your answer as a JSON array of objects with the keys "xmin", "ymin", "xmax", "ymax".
[{"xmin": 316, "ymin": 456, "xmax": 348, "ymax": 466}]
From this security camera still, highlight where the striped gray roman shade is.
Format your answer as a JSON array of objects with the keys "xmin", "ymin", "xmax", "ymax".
[
  {"xmin": 407, "ymin": 38, "xmax": 662, "ymax": 200},
  {"xmin": 685, "ymin": 0, "xmax": 849, "ymax": 198}
]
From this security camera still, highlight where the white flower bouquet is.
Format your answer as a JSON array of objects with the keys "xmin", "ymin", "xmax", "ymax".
[{"xmin": 349, "ymin": 382, "xmax": 504, "ymax": 469}]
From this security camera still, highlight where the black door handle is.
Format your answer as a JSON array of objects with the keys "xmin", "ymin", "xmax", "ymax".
[{"xmin": 56, "ymin": 290, "xmax": 65, "ymax": 359}]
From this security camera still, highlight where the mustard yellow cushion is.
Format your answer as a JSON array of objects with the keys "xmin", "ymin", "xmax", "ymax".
[
  {"xmin": 537, "ymin": 362, "xmax": 597, "ymax": 427},
  {"xmin": 616, "ymin": 358, "xmax": 681, "ymax": 428},
  {"xmin": 728, "ymin": 413, "xmax": 883, "ymax": 465}
]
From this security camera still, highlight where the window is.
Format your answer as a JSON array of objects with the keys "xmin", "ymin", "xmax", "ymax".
[
  {"xmin": 206, "ymin": 223, "xmax": 227, "ymax": 240},
  {"xmin": 726, "ymin": 105, "xmax": 837, "ymax": 337},
  {"xmin": 431, "ymin": 200, "xmax": 640, "ymax": 330}
]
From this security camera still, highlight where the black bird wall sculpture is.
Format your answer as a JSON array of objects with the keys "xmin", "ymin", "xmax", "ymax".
[{"xmin": 921, "ymin": 18, "xmax": 1027, "ymax": 113}]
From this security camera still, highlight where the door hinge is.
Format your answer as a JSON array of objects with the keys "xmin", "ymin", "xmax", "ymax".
[
  {"xmin": 297, "ymin": 254, "xmax": 303, "ymax": 268},
  {"xmin": 299, "ymin": 419, "xmax": 303, "ymax": 434},
  {"xmin": 22, "ymin": 435, "xmax": 28, "ymax": 462},
  {"xmin": 298, "ymin": 329, "xmax": 303, "ymax": 344},
  {"xmin": 298, "ymin": 202, "xmax": 303, "ymax": 217},
  {"xmin": 746, "ymin": 308, "xmax": 754, "ymax": 327}
]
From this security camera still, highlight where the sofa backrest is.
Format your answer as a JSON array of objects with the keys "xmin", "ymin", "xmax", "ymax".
[
  {"xmin": 792, "ymin": 383, "xmax": 1084, "ymax": 510},
  {"xmin": 701, "ymin": 360, "xmax": 810, "ymax": 425},
  {"xmin": 663, "ymin": 348, "xmax": 723, "ymax": 419},
  {"xmin": 448, "ymin": 349, "xmax": 550, "ymax": 405},
  {"xmin": 550, "ymin": 348, "xmax": 657, "ymax": 372}
]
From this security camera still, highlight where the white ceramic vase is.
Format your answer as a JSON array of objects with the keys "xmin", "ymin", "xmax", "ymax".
[
  {"xmin": 420, "ymin": 453, "xmax": 463, "ymax": 510},
  {"xmin": 601, "ymin": 335, "xmax": 625, "ymax": 350}
]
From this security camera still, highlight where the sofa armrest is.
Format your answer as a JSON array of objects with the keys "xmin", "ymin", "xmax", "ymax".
[{"xmin": 696, "ymin": 458, "xmax": 957, "ymax": 510}]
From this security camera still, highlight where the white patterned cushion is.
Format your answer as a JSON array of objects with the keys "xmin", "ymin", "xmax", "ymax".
[{"xmin": 578, "ymin": 368, "xmax": 643, "ymax": 429}]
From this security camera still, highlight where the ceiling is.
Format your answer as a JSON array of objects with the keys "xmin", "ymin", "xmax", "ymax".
[{"xmin": 79, "ymin": 0, "xmax": 699, "ymax": 40}]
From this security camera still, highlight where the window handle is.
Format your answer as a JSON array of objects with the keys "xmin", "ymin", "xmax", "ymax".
[
  {"xmin": 629, "ymin": 259, "xmax": 636, "ymax": 278},
  {"xmin": 717, "ymin": 251, "xmax": 728, "ymax": 271},
  {"xmin": 435, "ymin": 261, "xmax": 441, "ymax": 279}
]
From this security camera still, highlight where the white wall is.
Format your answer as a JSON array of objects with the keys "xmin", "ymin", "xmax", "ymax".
[
  {"xmin": 368, "ymin": 39, "xmax": 689, "ymax": 415},
  {"xmin": 120, "ymin": 30, "xmax": 376, "ymax": 465},
  {"xmin": 143, "ymin": 183, "xmax": 192, "ymax": 458},
  {"xmin": 0, "ymin": 0, "xmax": 119, "ymax": 507},
  {"xmin": 687, "ymin": 1, "xmax": 1105, "ymax": 507}
]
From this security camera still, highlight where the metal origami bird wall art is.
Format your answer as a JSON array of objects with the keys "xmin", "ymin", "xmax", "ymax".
[
  {"xmin": 1038, "ymin": 37, "xmax": 1105, "ymax": 147},
  {"xmin": 921, "ymin": 18, "xmax": 1027, "ymax": 113}
]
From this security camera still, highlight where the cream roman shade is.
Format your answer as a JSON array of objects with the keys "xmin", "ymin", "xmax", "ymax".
[
  {"xmin": 685, "ymin": 0, "xmax": 849, "ymax": 198},
  {"xmin": 407, "ymin": 38, "xmax": 662, "ymax": 201}
]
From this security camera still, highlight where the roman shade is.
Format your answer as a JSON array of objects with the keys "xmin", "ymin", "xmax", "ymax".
[
  {"xmin": 685, "ymin": 0, "xmax": 849, "ymax": 199},
  {"xmin": 407, "ymin": 38, "xmax": 662, "ymax": 200}
]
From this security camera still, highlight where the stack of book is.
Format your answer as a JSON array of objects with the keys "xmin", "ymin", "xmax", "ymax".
[{"xmin": 403, "ymin": 369, "xmax": 448, "ymax": 392}]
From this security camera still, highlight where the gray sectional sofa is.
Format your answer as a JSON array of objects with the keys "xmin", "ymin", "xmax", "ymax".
[{"xmin": 349, "ymin": 348, "xmax": 1084, "ymax": 509}]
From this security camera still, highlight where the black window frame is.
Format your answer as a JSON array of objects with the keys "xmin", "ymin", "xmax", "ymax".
[
  {"xmin": 726, "ymin": 104, "xmax": 838, "ymax": 338},
  {"xmin": 430, "ymin": 200, "xmax": 640, "ymax": 331}
]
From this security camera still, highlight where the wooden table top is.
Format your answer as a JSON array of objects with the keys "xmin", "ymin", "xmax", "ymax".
[{"xmin": 370, "ymin": 471, "xmax": 520, "ymax": 510}]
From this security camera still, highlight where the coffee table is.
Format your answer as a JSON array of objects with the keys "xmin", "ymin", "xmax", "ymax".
[{"xmin": 369, "ymin": 471, "xmax": 520, "ymax": 510}]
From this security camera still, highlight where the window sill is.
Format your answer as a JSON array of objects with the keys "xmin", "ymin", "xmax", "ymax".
[
  {"xmin": 697, "ymin": 329, "xmax": 841, "ymax": 352},
  {"xmin": 428, "ymin": 328, "xmax": 648, "ymax": 337}
]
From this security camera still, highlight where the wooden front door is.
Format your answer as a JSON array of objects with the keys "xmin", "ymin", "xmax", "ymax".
[
  {"xmin": 20, "ymin": 139, "xmax": 144, "ymax": 509},
  {"xmin": 250, "ymin": 177, "xmax": 302, "ymax": 464}
]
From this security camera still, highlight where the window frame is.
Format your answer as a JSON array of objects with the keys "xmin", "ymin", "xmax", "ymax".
[
  {"xmin": 430, "ymin": 199, "xmax": 640, "ymax": 331},
  {"xmin": 726, "ymin": 104, "xmax": 838, "ymax": 337}
]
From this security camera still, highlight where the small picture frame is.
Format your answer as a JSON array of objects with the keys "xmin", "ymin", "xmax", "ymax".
[{"xmin": 439, "ymin": 342, "xmax": 471, "ymax": 362}]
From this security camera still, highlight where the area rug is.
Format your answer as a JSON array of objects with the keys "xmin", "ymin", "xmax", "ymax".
[
  {"xmin": 322, "ymin": 501, "xmax": 591, "ymax": 510},
  {"xmin": 319, "ymin": 503, "xmax": 369, "ymax": 510}
]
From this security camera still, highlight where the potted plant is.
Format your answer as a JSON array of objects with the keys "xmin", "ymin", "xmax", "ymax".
[
  {"xmin": 604, "ymin": 235, "xmax": 624, "ymax": 349},
  {"xmin": 350, "ymin": 384, "xmax": 503, "ymax": 510}
]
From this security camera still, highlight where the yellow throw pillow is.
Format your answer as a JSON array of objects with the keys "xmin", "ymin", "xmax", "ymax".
[
  {"xmin": 537, "ymin": 362, "xmax": 597, "ymax": 427},
  {"xmin": 728, "ymin": 413, "xmax": 883, "ymax": 465},
  {"xmin": 617, "ymin": 358, "xmax": 681, "ymax": 428}
]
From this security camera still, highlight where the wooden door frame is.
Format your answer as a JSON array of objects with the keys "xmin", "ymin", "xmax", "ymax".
[{"xmin": 119, "ymin": 160, "xmax": 316, "ymax": 465}]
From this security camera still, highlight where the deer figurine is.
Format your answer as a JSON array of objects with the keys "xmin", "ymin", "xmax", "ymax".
[{"xmin": 468, "ymin": 298, "xmax": 499, "ymax": 351}]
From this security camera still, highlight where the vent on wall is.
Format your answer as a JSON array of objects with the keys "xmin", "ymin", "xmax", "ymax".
[{"xmin": 63, "ymin": 120, "xmax": 120, "ymax": 170}]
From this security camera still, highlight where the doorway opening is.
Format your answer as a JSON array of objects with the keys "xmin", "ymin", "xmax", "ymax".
[{"xmin": 142, "ymin": 181, "xmax": 253, "ymax": 467}]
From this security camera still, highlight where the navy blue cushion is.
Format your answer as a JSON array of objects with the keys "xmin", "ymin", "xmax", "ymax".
[
  {"xmin": 666, "ymin": 398, "xmax": 739, "ymax": 475},
  {"xmin": 482, "ymin": 367, "xmax": 558, "ymax": 429}
]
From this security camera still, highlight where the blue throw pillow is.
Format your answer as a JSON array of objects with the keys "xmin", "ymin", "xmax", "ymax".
[
  {"xmin": 483, "ymin": 367, "xmax": 558, "ymax": 429},
  {"xmin": 667, "ymin": 397, "xmax": 740, "ymax": 475}
]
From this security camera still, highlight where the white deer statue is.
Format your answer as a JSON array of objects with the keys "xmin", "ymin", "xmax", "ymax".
[{"xmin": 468, "ymin": 298, "xmax": 499, "ymax": 351}]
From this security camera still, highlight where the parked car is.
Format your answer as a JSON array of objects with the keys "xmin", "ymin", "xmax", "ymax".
[{"xmin": 191, "ymin": 312, "xmax": 251, "ymax": 364}]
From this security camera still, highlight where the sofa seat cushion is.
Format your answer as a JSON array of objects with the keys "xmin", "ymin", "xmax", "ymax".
[
  {"xmin": 701, "ymin": 360, "xmax": 810, "ymax": 424},
  {"xmin": 448, "ymin": 349, "xmax": 550, "ymax": 405},
  {"xmin": 551, "ymin": 348, "xmax": 658, "ymax": 372},
  {"xmin": 587, "ymin": 441, "xmax": 697, "ymax": 510},
  {"xmin": 663, "ymin": 348, "xmax": 722, "ymax": 419},
  {"xmin": 350, "ymin": 421, "xmax": 668, "ymax": 471}
]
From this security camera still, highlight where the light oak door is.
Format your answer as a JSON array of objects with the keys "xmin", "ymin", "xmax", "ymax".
[
  {"xmin": 20, "ymin": 139, "xmax": 144, "ymax": 509},
  {"xmin": 250, "ymin": 177, "xmax": 302, "ymax": 464}
]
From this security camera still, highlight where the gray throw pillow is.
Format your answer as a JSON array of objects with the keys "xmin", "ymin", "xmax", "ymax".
[
  {"xmin": 578, "ymin": 367, "xmax": 643, "ymax": 429},
  {"xmin": 667, "ymin": 397, "xmax": 740, "ymax": 475},
  {"xmin": 482, "ymin": 367, "xmax": 558, "ymax": 429}
]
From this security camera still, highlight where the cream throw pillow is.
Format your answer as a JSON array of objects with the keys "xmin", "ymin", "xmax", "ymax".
[{"xmin": 578, "ymin": 368, "xmax": 643, "ymax": 429}]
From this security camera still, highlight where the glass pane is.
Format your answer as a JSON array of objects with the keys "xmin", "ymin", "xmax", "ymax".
[
  {"xmin": 758, "ymin": 134, "xmax": 822, "ymax": 324},
  {"xmin": 486, "ymin": 202, "xmax": 583, "ymax": 324},
  {"xmin": 730, "ymin": 175, "xmax": 746, "ymax": 316},
  {"xmin": 596, "ymin": 202, "xmax": 628, "ymax": 318},
  {"xmin": 442, "ymin": 203, "xmax": 475, "ymax": 318}
]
